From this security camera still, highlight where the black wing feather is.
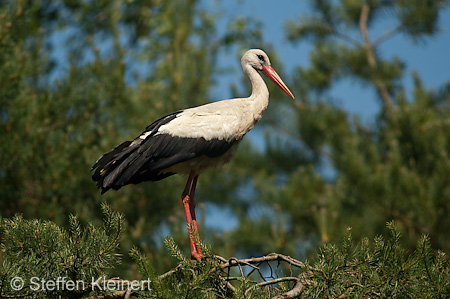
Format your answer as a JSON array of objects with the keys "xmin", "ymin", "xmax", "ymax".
[{"xmin": 92, "ymin": 111, "xmax": 237, "ymax": 194}]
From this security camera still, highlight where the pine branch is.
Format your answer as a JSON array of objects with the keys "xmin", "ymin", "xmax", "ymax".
[
  {"xmin": 245, "ymin": 276, "xmax": 300, "ymax": 296},
  {"xmin": 333, "ymin": 30, "xmax": 362, "ymax": 47},
  {"xmin": 216, "ymin": 252, "xmax": 314, "ymax": 270},
  {"xmin": 164, "ymin": 236, "xmax": 191, "ymax": 266},
  {"xmin": 214, "ymin": 253, "xmax": 315, "ymax": 298},
  {"xmin": 271, "ymin": 271, "xmax": 313, "ymax": 299},
  {"xmin": 373, "ymin": 25, "xmax": 403, "ymax": 48},
  {"xmin": 159, "ymin": 264, "xmax": 183, "ymax": 280},
  {"xmin": 359, "ymin": 2, "xmax": 395, "ymax": 113}
]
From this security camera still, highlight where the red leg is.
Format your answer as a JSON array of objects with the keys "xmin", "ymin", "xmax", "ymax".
[
  {"xmin": 181, "ymin": 172, "xmax": 203, "ymax": 261},
  {"xmin": 188, "ymin": 175, "xmax": 202, "ymax": 257}
]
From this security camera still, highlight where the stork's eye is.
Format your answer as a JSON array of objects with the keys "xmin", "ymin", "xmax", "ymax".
[{"xmin": 257, "ymin": 54, "xmax": 265, "ymax": 62}]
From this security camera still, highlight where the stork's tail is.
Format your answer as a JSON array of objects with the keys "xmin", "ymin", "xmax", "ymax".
[{"xmin": 91, "ymin": 141, "xmax": 135, "ymax": 194}]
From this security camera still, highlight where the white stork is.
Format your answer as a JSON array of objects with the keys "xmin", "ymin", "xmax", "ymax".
[{"xmin": 92, "ymin": 49, "xmax": 294, "ymax": 260}]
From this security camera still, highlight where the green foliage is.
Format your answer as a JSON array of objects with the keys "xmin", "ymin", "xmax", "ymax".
[
  {"xmin": 137, "ymin": 223, "xmax": 450, "ymax": 298},
  {"xmin": 0, "ymin": 203, "xmax": 123, "ymax": 298},
  {"xmin": 164, "ymin": 236, "xmax": 192, "ymax": 266},
  {"xmin": 304, "ymin": 223, "xmax": 450, "ymax": 298},
  {"xmin": 131, "ymin": 239, "xmax": 231, "ymax": 299},
  {"xmin": 1, "ymin": 0, "xmax": 450, "ymax": 297},
  {"xmin": 1, "ymin": 204, "xmax": 449, "ymax": 298}
]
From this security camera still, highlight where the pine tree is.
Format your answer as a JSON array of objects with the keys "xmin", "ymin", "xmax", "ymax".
[{"xmin": 1, "ymin": 203, "xmax": 124, "ymax": 298}]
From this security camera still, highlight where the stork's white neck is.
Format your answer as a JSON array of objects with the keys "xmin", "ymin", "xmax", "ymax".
[{"xmin": 242, "ymin": 64, "xmax": 269, "ymax": 120}]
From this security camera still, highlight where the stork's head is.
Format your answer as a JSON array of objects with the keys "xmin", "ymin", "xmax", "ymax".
[
  {"xmin": 241, "ymin": 49, "xmax": 271, "ymax": 71},
  {"xmin": 241, "ymin": 49, "xmax": 295, "ymax": 99}
]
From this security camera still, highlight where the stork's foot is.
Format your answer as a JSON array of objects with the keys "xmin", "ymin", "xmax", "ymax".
[
  {"xmin": 188, "ymin": 228, "xmax": 203, "ymax": 261},
  {"xmin": 182, "ymin": 172, "xmax": 204, "ymax": 262},
  {"xmin": 190, "ymin": 251, "xmax": 203, "ymax": 261}
]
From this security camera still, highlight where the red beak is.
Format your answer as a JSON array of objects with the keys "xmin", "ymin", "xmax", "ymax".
[{"xmin": 262, "ymin": 65, "xmax": 295, "ymax": 99}]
